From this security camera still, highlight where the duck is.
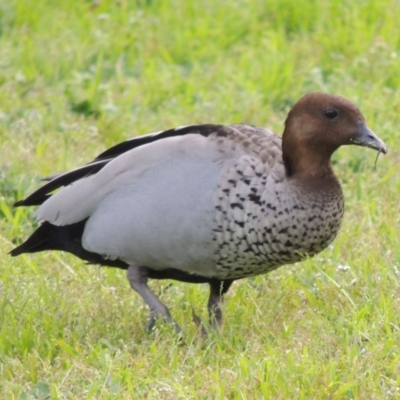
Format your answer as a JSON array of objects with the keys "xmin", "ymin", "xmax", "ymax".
[{"xmin": 10, "ymin": 92, "xmax": 387, "ymax": 333}]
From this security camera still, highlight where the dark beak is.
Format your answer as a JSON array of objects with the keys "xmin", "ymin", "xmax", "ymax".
[{"xmin": 350, "ymin": 123, "xmax": 388, "ymax": 154}]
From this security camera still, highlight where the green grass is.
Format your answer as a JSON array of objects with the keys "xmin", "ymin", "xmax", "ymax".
[{"xmin": 1, "ymin": 0, "xmax": 400, "ymax": 398}]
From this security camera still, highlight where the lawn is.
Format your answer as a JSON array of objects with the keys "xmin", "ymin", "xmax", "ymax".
[{"xmin": 0, "ymin": 0, "xmax": 399, "ymax": 398}]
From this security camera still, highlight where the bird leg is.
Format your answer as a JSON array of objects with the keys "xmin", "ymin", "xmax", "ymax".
[
  {"xmin": 127, "ymin": 265, "xmax": 182, "ymax": 334},
  {"xmin": 207, "ymin": 279, "xmax": 234, "ymax": 330}
]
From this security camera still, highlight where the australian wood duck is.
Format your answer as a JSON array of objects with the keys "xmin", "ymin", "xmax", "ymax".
[{"xmin": 10, "ymin": 93, "xmax": 387, "ymax": 333}]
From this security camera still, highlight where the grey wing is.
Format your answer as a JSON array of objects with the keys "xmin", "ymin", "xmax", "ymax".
[
  {"xmin": 82, "ymin": 146, "xmax": 224, "ymax": 275},
  {"xmin": 35, "ymin": 134, "xmax": 236, "ymax": 275},
  {"xmin": 15, "ymin": 124, "xmax": 223, "ymax": 207}
]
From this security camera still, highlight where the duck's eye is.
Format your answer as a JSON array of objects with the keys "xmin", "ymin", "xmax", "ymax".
[{"xmin": 324, "ymin": 108, "xmax": 338, "ymax": 119}]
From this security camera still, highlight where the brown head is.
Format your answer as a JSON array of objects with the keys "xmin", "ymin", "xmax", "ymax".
[{"xmin": 282, "ymin": 92, "xmax": 387, "ymax": 179}]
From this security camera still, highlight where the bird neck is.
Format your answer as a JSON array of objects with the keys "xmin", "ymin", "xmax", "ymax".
[{"xmin": 282, "ymin": 143, "xmax": 340, "ymax": 194}]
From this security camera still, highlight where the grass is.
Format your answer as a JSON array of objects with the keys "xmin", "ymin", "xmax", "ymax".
[{"xmin": 1, "ymin": 0, "xmax": 400, "ymax": 398}]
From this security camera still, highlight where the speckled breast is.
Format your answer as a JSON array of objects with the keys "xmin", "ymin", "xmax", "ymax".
[{"xmin": 212, "ymin": 156, "xmax": 344, "ymax": 280}]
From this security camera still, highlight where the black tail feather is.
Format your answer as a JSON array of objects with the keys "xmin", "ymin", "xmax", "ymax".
[
  {"xmin": 10, "ymin": 222, "xmax": 56, "ymax": 256},
  {"xmin": 9, "ymin": 221, "xmax": 129, "ymax": 269}
]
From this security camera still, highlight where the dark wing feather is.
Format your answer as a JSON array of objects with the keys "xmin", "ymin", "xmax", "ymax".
[
  {"xmin": 90, "ymin": 124, "xmax": 222, "ymax": 162},
  {"xmin": 14, "ymin": 160, "xmax": 110, "ymax": 207},
  {"xmin": 14, "ymin": 124, "xmax": 223, "ymax": 207}
]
